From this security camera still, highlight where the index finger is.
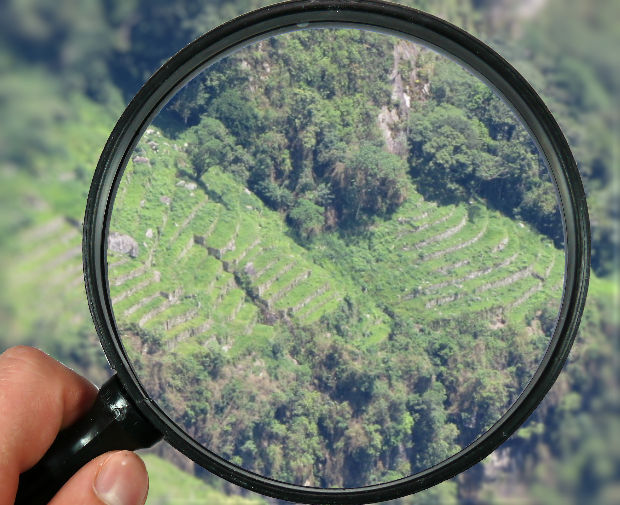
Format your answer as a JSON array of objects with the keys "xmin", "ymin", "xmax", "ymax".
[{"xmin": 0, "ymin": 346, "xmax": 98, "ymax": 505}]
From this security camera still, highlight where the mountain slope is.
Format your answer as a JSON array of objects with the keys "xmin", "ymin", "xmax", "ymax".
[{"xmin": 106, "ymin": 125, "xmax": 565, "ymax": 487}]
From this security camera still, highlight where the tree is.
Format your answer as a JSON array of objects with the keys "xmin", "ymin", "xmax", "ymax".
[
  {"xmin": 185, "ymin": 117, "xmax": 252, "ymax": 181},
  {"xmin": 408, "ymin": 102, "xmax": 495, "ymax": 204},
  {"xmin": 333, "ymin": 143, "xmax": 408, "ymax": 223},
  {"xmin": 208, "ymin": 88, "xmax": 261, "ymax": 140},
  {"xmin": 287, "ymin": 198, "xmax": 324, "ymax": 239}
]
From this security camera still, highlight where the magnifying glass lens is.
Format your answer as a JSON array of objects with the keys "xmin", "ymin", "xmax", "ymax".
[{"xmin": 107, "ymin": 28, "xmax": 564, "ymax": 488}]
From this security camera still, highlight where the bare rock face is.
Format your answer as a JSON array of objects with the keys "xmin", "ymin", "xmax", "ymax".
[{"xmin": 108, "ymin": 232, "xmax": 139, "ymax": 258}]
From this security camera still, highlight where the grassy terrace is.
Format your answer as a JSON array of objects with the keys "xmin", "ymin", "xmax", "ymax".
[
  {"xmin": 105, "ymin": 127, "xmax": 566, "ymax": 364},
  {"xmin": 310, "ymin": 184, "xmax": 564, "ymax": 328},
  {"xmin": 3, "ymin": 211, "xmax": 94, "ymax": 362},
  {"xmin": 108, "ymin": 129, "xmax": 346, "ymax": 356}
]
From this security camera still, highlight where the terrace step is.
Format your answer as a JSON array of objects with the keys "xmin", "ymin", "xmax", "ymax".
[
  {"xmin": 109, "ymin": 264, "xmax": 150, "ymax": 287},
  {"xmin": 177, "ymin": 235, "xmax": 195, "ymax": 260},
  {"xmin": 423, "ymin": 263, "xmax": 535, "ymax": 310},
  {"xmin": 421, "ymin": 220, "xmax": 488, "ymax": 261},
  {"xmin": 398, "ymin": 207, "xmax": 455, "ymax": 238},
  {"xmin": 477, "ymin": 265, "xmax": 534, "ymax": 294},
  {"xmin": 41, "ymin": 245, "xmax": 82, "ymax": 271},
  {"xmin": 510, "ymin": 282, "xmax": 543, "ymax": 309},
  {"xmin": 163, "ymin": 306, "xmax": 201, "ymax": 332},
  {"xmin": 166, "ymin": 320, "xmax": 213, "ymax": 351},
  {"xmin": 492, "ymin": 236, "xmax": 510, "ymax": 253},
  {"xmin": 48, "ymin": 261, "xmax": 84, "ymax": 287},
  {"xmin": 20, "ymin": 217, "xmax": 66, "ymax": 245},
  {"xmin": 19, "ymin": 228, "xmax": 80, "ymax": 269},
  {"xmin": 236, "ymin": 239, "xmax": 264, "ymax": 268},
  {"xmin": 139, "ymin": 289, "xmax": 183, "ymax": 326},
  {"xmin": 256, "ymin": 260, "xmax": 295, "ymax": 296},
  {"xmin": 110, "ymin": 269, "xmax": 161, "ymax": 304},
  {"xmin": 269, "ymin": 270, "xmax": 312, "ymax": 304},
  {"xmin": 417, "ymin": 253, "xmax": 519, "ymax": 296},
  {"xmin": 218, "ymin": 289, "xmax": 246, "ymax": 322},
  {"xmin": 210, "ymin": 275, "xmax": 238, "ymax": 304},
  {"xmin": 108, "ymin": 257, "xmax": 130, "ymax": 269},
  {"xmin": 223, "ymin": 236, "xmax": 261, "ymax": 270},
  {"xmin": 433, "ymin": 258, "xmax": 470, "ymax": 275},
  {"xmin": 250, "ymin": 257, "xmax": 279, "ymax": 279},
  {"xmin": 409, "ymin": 215, "xmax": 468, "ymax": 250},
  {"xmin": 125, "ymin": 291, "xmax": 163, "ymax": 317},
  {"xmin": 191, "ymin": 207, "xmax": 222, "ymax": 248},
  {"xmin": 295, "ymin": 290, "xmax": 342, "ymax": 324},
  {"xmin": 427, "ymin": 227, "xmax": 519, "ymax": 283},
  {"xmin": 544, "ymin": 253, "xmax": 557, "ymax": 279},
  {"xmin": 168, "ymin": 200, "xmax": 208, "ymax": 245},
  {"xmin": 290, "ymin": 283, "xmax": 332, "ymax": 314},
  {"xmin": 430, "ymin": 231, "xmax": 509, "ymax": 276}
]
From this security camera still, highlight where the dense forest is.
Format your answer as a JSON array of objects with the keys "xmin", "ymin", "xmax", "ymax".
[
  {"xmin": 0, "ymin": 0, "xmax": 618, "ymax": 504},
  {"xmin": 161, "ymin": 28, "xmax": 561, "ymax": 245}
]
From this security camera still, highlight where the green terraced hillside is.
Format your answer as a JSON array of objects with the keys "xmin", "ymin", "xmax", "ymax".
[
  {"xmin": 109, "ymin": 128, "xmax": 564, "ymax": 347},
  {"xmin": 109, "ymin": 129, "xmax": 350, "ymax": 357},
  {"xmin": 313, "ymin": 190, "xmax": 564, "ymax": 328},
  {"xmin": 104, "ymin": 126, "xmax": 565, "ymax": 487}
]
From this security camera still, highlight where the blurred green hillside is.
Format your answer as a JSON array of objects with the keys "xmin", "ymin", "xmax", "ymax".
[{"xmin": 0, "ymin": 0, "xmax": 618, "ymax": 504}]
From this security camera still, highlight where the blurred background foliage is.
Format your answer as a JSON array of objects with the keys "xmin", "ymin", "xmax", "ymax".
[{"xmin": 0, "ymin": 0, "xmax": 617, "ymax": 504}]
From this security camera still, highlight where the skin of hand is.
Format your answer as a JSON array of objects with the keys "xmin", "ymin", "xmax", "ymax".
[{"xmin": 0, "ymin": 346, "xmax": 150, "ymax": 505}]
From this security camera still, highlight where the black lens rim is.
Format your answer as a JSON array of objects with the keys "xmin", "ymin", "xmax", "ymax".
[{"xmin": 83, "ymin": 1, "xmax": 590, "ymax": 503}]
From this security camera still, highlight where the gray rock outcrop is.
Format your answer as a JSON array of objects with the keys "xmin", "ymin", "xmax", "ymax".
[{"xmin": 108, "ymin": 232, "xmax": 139, "ymax": 258}]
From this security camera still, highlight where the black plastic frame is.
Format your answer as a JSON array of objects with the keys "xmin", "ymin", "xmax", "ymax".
[{"xmin": 83, "ymin": 1, "xmax": 590, "ymax": 503}]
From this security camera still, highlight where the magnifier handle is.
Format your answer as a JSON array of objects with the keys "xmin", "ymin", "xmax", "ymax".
[{"xmin": 14, "ymin": 374, "xmax": 163, "ymax": 505}]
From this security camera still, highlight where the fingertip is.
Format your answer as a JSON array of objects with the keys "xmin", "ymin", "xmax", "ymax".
[
  {"xmin": 93, "ymin": 451, "xmax": 149, "ymax": 505},
  {"xmin": 49, "ymin": 451, "xmax": 149, "ymax": 505}
]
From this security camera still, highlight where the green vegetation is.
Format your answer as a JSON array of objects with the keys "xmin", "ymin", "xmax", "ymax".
[
  {"xmin": 143, "ymin": 454, "xmax": 265, "ymax": 505},
  {"xmin": 104, "ymin": 29, "xmax": 569, "ymax": 488},
  {"xmin": 0, "ymin": 0, "xmax": 617, "ymax": 504}
]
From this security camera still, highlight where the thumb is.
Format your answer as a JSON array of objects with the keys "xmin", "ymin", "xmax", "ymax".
[{"xmin": 48, "ymin": 451, "xmax": 149, "ymax": 505}]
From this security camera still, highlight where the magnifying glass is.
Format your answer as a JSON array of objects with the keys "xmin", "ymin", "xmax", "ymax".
[{"xmin": 16, "ymin": 1, "xmax": 590, "ymax": 504}]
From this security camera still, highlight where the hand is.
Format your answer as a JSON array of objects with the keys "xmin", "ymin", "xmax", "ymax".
[{"xmin": 0, "ymin": 346, "xmax": 149, "ymax": 505}]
